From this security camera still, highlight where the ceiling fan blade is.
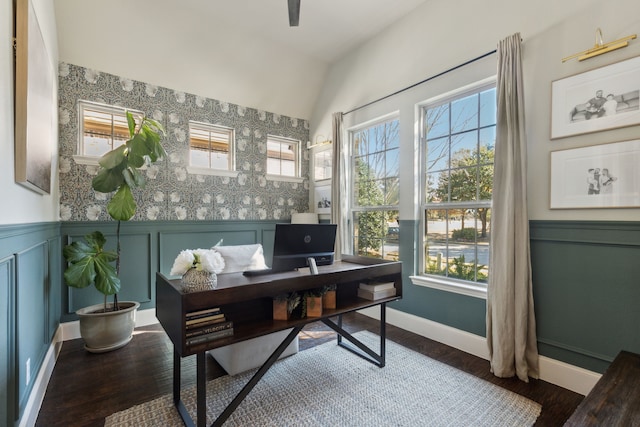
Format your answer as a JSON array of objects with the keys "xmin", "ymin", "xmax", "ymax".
[{"xmin": 288, "ymin": 0, "xmax": 300, "ymax": 26}]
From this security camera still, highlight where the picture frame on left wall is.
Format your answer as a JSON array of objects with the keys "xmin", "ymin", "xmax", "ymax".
[{"xmin": 14, "ymin": 0, "xmax": 54, "ymax": 194}]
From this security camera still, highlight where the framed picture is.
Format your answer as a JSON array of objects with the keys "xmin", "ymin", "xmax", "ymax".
[
  {"xmin": 313, "ymin": 184, "xmax": 331, "ymax": 214},
  {"xmin": 312, "ymin": 146, "xmax": 332, "ymax": 182},
  {"xmin": 551, "ymin": 55, "xmax": 640, "ymax": 139},
  {"xmin": 550, "ymin": 139, "xmax": 640, "ymax": 209},
  {"xmin": 14, "ymin": 0, "xmax": 54, "ymax": 194}
]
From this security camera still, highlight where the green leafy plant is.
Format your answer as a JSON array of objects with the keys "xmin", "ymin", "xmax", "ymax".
[{"xmin": 63, "ymin": 111, "xmax": 166, "ymax": 312}]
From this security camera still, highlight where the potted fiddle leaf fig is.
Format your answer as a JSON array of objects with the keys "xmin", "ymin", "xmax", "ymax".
[{"xmin": 63, "ymin": 111, "xmax": 166, "ymax": 353}]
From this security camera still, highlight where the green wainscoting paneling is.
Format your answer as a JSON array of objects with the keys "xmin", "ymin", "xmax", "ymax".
[
  {"xmin": 0, "ymin": 255, "xmax": 16, "ymax": 427},
  {"xmin": 60, "ymin": 220, "xmax": 280, "ymax": 322},
  {"xmin": 391, "ymin": 219, "xmax": 640, "ymax": 373},
  {"xmin": 530, "ymin": 220, "xmax": 640, "ymax": 373},
  {"xmin": 0, "ymin": 222, "xmax": 60, "ymax": 423}
]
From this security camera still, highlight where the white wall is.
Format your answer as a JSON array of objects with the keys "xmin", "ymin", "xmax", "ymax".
[
  {"xmin": 54, "ymin": 0, "xmax": 328, "ymax": 121},
  {"xmin": 310, "ymin": 0, "xmax": 640, "ymax": 221},
  {"xmin": 0, "ymin": 0, "xmax": 59, "ymax": 226}
]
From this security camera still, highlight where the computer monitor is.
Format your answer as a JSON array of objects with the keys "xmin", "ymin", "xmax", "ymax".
[{"xmin": 271, "ymin": 223, "xmax": 337, "ymax": 272}]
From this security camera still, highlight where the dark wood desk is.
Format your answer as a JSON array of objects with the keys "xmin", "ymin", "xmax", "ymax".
[
  {"xmin": 156, "ymin": 255, "xmax": 402, "ymax": 427},
  {"xmin": 564, "ymin": 350, "xmax": 640, "ymax": 426}
]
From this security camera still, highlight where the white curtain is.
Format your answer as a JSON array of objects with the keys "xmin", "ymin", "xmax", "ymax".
[
  {"xmin": 486, "ymin": 33, "xmax": 539, "ymax": 382},
  {"xmin": 331, "ymin": 112, "xmax": 348, "ymax": 259}
]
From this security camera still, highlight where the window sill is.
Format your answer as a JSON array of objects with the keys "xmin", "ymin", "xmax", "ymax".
[
  {"xmin": 186, "ymin": 166, "xmax": 239, "ymax": 178},
  {"xmin": 410, "ymin": 275, "xmax": 487, "ymax": 300},
  {"xmin": 73, "ymin": 155, "xmax": 99, "ymax": 166},
  {"xmin": 266, "ymin": 174, "xmax": 304, "ymax": 184}
]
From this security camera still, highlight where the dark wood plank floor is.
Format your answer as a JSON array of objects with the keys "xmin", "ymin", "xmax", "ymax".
[{"xmin": 36, "ymin": 313, "xmax": 583, "ymax": 426}]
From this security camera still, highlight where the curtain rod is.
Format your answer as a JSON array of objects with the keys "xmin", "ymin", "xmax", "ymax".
[{"xmin": 343, "ymin": 49, "xmax": 497, "ymax": 116}]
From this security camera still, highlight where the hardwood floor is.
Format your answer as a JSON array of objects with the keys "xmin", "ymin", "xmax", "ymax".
[{"xmin": 36, "ymin": 313, "xmax": 583, "ymax": 426}]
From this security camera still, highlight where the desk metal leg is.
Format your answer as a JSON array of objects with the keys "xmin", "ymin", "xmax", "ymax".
[
  {"xmin": 174, "ymin": 348, "xmax": 195, "ymax": 427},
  {"xmin": 322, "ymin": 302, "xmax": 387, "ymax": 367}
]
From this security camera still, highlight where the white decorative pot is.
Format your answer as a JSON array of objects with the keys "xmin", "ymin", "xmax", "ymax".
[
  {"xmin": 76, "ymin": 301, "xmax": 140, "ymax": 353},
  {"xmin": 181, "ymin": 269, "xmax": 217, "ymax": 293}
]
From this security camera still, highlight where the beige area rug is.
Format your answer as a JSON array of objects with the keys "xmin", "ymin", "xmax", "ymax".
[{"xmin": 105, "ymin": 331, "xmax": 541, "ymax": 426}]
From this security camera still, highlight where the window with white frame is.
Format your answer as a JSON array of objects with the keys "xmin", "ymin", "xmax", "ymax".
[
  {"xmin": 420, "ymin": 81, "xmax": 496, "ymax": 287},
  {"xmin": 266, "ymin": 135, "xmax": 300, "ymax": 178},
  {"xmin": 188, "ymin": 121, "xmax": 235, "ymax": 171},
  {"xmin": 77, "ymin": 101, "xmax": 143, "ymax": 163},
  {"xmin": 349, "ymin": 117, "xmax": 399, "ymax": 261}
]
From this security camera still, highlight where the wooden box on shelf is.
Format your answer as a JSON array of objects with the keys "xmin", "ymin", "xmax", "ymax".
[
  {"xmin": 305, "ymin": 295, "xmax": 323, "ymax": 318},
  {"xmin": 273, "ymin": 299, "xmax": 289, "ymax": 320},
  {"xmin": 322, "ymin": 290, "xmax": 336, "ymax": 309}
]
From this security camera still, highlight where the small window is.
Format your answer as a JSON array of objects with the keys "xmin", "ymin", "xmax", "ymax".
[
  {"xmin": 189, "ymin": 121, "xmax": 234, "ymax": 171},
  {"xmin": 77, "ymin": 101, "xmax": 143, "ymax": 163},
  {"xmin": 267, "ymin": 135, "xmax": 300, "ymax": 178}
]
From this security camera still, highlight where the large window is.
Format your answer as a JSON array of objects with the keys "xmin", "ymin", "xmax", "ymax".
[
  {"xmin": 189, "ymin": 121, "xmax": 234, "ymax": 171},
  {"xmin": 77, "ymin": 101, "xmax": 143, "ymax": 163},
  {"xmin": 421, "ymin": 81, "xmax": 496, "ymax": 286},
  {"xmin": 350, "ymin": 117, "xmax": 399, "ymax": 261},
  {"xmin": 267, "ymin": 135, "xmax": 300, "ymax": 178}
]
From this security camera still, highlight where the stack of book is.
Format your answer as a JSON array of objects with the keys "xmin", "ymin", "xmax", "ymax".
[
  {"xmin": 185, "ymin": 307, "xmax": 233, "ymax": 346},
  {"xmin": 357, "ymin": 281, "xmax": 396, "ymax": 300}
]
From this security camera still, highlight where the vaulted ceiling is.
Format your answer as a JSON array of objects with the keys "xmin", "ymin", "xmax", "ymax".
[{"xmin": 54, "ymin": 0, "xmax": 431, "ymax": 119}]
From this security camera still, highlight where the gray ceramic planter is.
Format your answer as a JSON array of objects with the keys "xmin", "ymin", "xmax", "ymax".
[{"xmin": 76, "ymin": 301, "xmax": 140, "ymax": 353}]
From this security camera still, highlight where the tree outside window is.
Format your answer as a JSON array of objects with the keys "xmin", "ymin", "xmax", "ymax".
[
  {"xmin": 351, "ymin": 118, "xmax": 399, "ymax": 261},
  {"xmin": 422, "ymin": 83, "xmax": 496, "ymax": 284}
]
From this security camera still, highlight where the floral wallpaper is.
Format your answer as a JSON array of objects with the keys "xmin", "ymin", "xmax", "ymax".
[{"xmin": 58, "ymin": 63, "xmax": 310, "ymax": 222}]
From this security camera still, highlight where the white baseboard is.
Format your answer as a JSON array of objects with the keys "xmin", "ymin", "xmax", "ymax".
[
  {"xmin": 358, "ymin": 306, "xmax": 601, "ymax": 396},
  {"xmin": 19, "ymin": 326, "xmax": 64, "ymax": 427}
]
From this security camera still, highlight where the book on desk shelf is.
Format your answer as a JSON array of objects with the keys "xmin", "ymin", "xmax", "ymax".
[
  {"xmin": 359, "ymin": 281, "xmax": 395, "ymax": 292},
  {"xmin": 186, "ymin": 320, "xmax": 233, "ymax": 338},
  {"xmin": 357, "ymin": 286, "xmax": 396, "ymax": 301},
  {"xmin": 186, "ymin": 327, "xmax": 234, "ymax": 346},
  {"xmin": 185, "ymin": 312, "xmax": 225, "ymax": 326},
  {"xmin": 186, "ymin": 315, "xmax": 228, "ymax": 329},
  {"xmin": 186, "ymin": 307, "xmax": 221, "ymax": 320}
]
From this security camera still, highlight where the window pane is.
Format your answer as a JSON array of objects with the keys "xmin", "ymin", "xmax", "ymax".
[
  {"xmin": 449, "ymin": 166, "xmax": 478, "ymax": 202},
  {"xmin": 281, "ymin": 159, "xmax": 296, "ymax": 176},
  {"xmin": 384, "ymin": 177, "xmax": 399, "ymax": 205},
  {"xmin": 385, "ymin": 148, "xmax": 399, "ymax": 177},
  {"xmin": 480, "ymin": 88, "xmax": 497, "ymax": 128},
  {"xmin": 267, "ymin": 158, "xmax": 280, "ymax": 175},
  {"xmin": 451, "ymin": 130, "xmax": 478, "ymax": 163},
  {"xmin": 425, "ymin": 209, "xmax": 448, "ymax": 276},
  {"xmin": 190, "ymin": 148, "xmax": 207, "ymax": 168},
  {"xmin": 479, "ymin": 126, "xmax": 496, "ymax": 153},
  {"xmin": 451, "ymin": 93, "xmax": 479, "ymax": 133},
  {"xmin": 429, "ymin": 170, "xmax": 449, "ymax": 203},
  {"xmin": 426, "ymin": 104, "xmax": 449, "ymax": 139},
  {"xmin": 426, "ymin": 136, "xmax": 449, "ymax": 172}
]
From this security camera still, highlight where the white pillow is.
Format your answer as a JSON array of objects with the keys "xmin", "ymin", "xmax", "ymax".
[{"xmin": 212, "ymin": 244, "xmax": 268, "ymax": 274}]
